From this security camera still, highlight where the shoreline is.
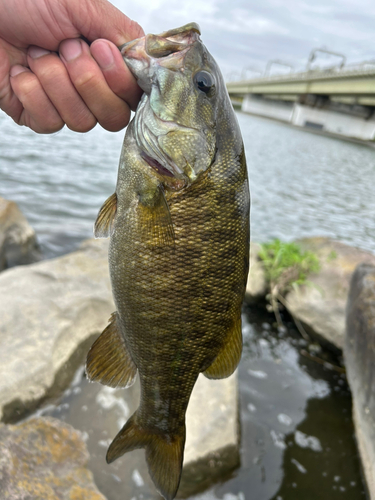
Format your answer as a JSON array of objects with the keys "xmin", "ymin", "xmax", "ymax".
[{"xmin": 234, "ymin": 107, "xmax": 375, "ymax": 149}]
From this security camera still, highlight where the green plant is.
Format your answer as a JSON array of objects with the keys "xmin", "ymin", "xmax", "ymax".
[
  {"xmin": 258, "ymin": 239, "xmax": 320, "ymax": 330},
  {"xmin": 327, "ymin": 250, "xmax": 337, "ymax": 261}
]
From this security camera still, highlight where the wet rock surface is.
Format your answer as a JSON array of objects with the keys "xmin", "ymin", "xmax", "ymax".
[
  {"xmin": 179, "ymin": 373, "xmax": 240, "ymax": 497},
  {"xmin": 0, "ymin": 197, "xmax": 41, "ymax": 271},
  {"xmin": 41, "ymin": 370, "xmax": 240, "ymax": 500},
  {"xmin": 40, "ymin": 306, "xmax": 367, "ymax": 500},
  {"xmin": 280, "ymin": 237, "xmax": 375, "ymax": 350},
  {"xmin": 345, "ymin": 263, "xmax": 375, "ymax": 499},
  {"xmin": 0, "ymin": 416, "xmax": 106, "ymax": 500},
  {"xmin": 0, "ymin": 238, "xmax": 114, "ymax": 422}
]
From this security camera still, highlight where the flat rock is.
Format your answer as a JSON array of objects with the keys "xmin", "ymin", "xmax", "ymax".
[
  {"xmin": 285, "ymin": 237, "xmax": 375, "ymax": 350},
  {"xmin": 345, "ymin": 263, "xmax": 375, "ymax": 499},
  {"xmin": 0, "ymin": 416, "xmax": 106, "ymax": 500},
  {"xmin": 0, "ymin": 238, "xmax": 114, "ymax": 422},
  {"xmin": 0, "ymin": 197, "xmax": 41, "ymax": 271},
  {"xmin": 245, "ymin": 242, "xmax": 267, "ymax": 302}
]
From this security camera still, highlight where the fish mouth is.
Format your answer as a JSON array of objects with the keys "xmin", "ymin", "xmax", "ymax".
[
  {"xmin": 120, "ymin": 22, "xmax": 200, "ymax": 59},
  {"xmin": 119, "ymin": 23, "xmax": 201, "ymax": 93},
  {"xmin": 123, "ymin": 23, "xmax": 208, "ymax": 190}
]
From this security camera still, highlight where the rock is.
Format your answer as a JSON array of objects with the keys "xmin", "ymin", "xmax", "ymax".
[
  {"xmin": 345, "ymin": 263, "xmax": 375, "ymax": 499},
  {"xmin": 0, "ymin": 197, "xmax": 41, "ymax": 271},
  {"xmin": 0, "ymin": 238, "xmax": 114, "ymax": 422},
  {"xmin": 179, "ymin": 372, "xmax": 240, "ymax": 497},
  {"xmin": 284, "ymin": 237, "xmax": 375, "ymax": 350},
  {"xmin": 245, "ymin": 242, "xmax": 267, "ymax": 302},
  {"xmin": 0, "ymin": 416, "xmax": 107, "ymax": 500}
]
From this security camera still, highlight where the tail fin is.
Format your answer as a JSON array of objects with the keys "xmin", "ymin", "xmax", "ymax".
[{"xmin": 106, "ymin": 413, "xmax": 185, "ymax": 500}]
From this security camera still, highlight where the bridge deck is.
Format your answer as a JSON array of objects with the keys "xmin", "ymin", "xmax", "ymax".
[{"xmin": 227, "ymin": 67, "xmax": 375, "ymax": 98}]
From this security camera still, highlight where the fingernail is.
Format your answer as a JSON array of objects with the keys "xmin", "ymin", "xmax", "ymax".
[
  {"xmin": 91, "ymin": 42, "xmax": 115, "ymax": 70},
  {"xmin": 60, "ymin": 39, "xmax": 82, "ymax": 62},
  {"xmin": 10, "ymin": 65, "xmax": 28, "ymax": 77},
  {"xmin": 28, "ymin": 46, "xmax": 50, "ymax": 59}
]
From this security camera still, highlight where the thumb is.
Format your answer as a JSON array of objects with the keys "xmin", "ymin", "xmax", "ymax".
[{"xmin": 65, "ymin": 0, "xmax": 144, "ymax": 47}]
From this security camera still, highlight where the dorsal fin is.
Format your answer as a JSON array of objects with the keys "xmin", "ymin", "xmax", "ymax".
[
  {"xmin": 203, "ymin": 315, "xmax": 242, "ymax": 379},
  {"xmin": 94, "ymin": 192, "xmax": 117, "ymax": 238},
  {"xmin": 86, "ymin": 312, "xmax": 137, "ymax": 388}
]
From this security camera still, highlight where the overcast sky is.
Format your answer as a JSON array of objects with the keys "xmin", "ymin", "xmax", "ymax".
[{"xmin": 111, "ymin": 0, "xmax": 375, "ymax": 79}]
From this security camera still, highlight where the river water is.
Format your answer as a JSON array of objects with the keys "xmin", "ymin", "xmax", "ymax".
[
  {"xmin": 0, "ymin": 110, "xmax": 374, "ymax": 257},
  {"xmin": 0, "ymin": 110, "xmax": 373, "ymax": 499}
]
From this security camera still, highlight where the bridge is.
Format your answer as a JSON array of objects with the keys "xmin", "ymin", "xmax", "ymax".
[{"xmin": 226, "ymin": 64, "xmax": 375, "ymax": 141}]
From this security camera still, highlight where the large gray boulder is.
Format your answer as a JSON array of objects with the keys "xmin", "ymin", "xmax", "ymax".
[
  {"xmin": 0, "ymin": 238, "xmax": 114, "ymax": 422},
  {"xmin": 0, "ymin": 196, "xmax": 41, "ymax": 271},
  {"xmin": 345, "ymin": 263, "xmax": 375, "ymax": 499},
  {"xmin": 0, "ymin": 416, "xmax": 107, "ymax": 500},
  {"xmin": 179, "ymin": 372, "xmax": 239, "ymax": 497},
  {"xmin": 285, "ymin": 237, "xmax": 375, "ymax": 350},
  {"xmin": 77, "ymin": 372, "xmax": 239, "ymax": 499}
]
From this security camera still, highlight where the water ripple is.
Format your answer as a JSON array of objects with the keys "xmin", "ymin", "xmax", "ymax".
[{"xmin": 1, "ymin": 111, "xmax": 374, "ymax": 258}]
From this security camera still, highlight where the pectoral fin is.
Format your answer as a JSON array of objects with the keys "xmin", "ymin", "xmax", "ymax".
[
  {"xmin": 86, "ymin": 312, "xmax": 137, "ymax": 388},
  {"xmin": 203, "ymin": 316, "xmax": 242, "ymax": 379},
  {"xmin": 137, "ymin": 186, "xmax": 175, "ymax": 246},
  {"xmin": 94, "ymin": 192, "xmax": 117, "ymax": 238}
]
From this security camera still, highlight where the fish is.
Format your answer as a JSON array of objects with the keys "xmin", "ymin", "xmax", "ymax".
[{"xmin": 86, "ymin": 22, "xmax": 250, "ymax": 500}]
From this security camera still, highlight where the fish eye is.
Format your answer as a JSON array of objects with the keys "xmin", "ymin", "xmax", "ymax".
[{"xmin": 193, "ymin": 70, "xmax": 215, "ymax": 95}]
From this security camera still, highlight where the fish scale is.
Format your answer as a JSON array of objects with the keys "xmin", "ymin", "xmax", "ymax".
[{"xmin": 86, "ymin": 22, "xmax": 249, "ymax": 500}]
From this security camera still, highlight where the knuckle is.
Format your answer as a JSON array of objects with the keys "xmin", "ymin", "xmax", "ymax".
[
  {"xmin": 37, "ymin": 62, "xmax": 64, "ymax": 83},
  {"xmin": 41, "ymin": 118, "xmax": 64, "ymax": 134},
  {"xmin": 127, "ymin": 20, "xmax": 144, "ymax": 39},
  {"xmin": 74, "ymin": 71, "xmax": 98, "ymax": 92},
  {"xmin": 68, "ymin": 114, "xmax": 97, "ymax": 133},
  {"xmin": 17, "ymin": 75, "xmax": 39, "ymax": 100},
  {"xmin": 100, "ymin": 112, "xmax": 129, "ymax": 132}
]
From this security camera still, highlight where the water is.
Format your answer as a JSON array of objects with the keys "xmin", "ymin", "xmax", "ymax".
[
  {"xmin": 0, "ymin": 112, "xmax": 122, "ymax": 258},
  {"xmin": 1, "ymin": 110, "xmax": 374, "ymax": 258},
  {"xmin": 39, "ymin": 307, "xmax": 366, "ymax": 500}
]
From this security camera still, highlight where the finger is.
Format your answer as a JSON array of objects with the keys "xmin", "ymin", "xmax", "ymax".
[
  {"xmin": 27, "ymin": 46, "xmax": 97, "ymax": 133},
  {"xmin": 65, "ymin": 0, "xmax": 145, "ymax": 47},
  {"xmin": 90, "ymin": 39, "xmax": 143, "ymax": 111},
  {"xmin": 0, "ymin": 39, "xmax": 27, "ymax": 122},
  {"xmin": 59, "ymin": 38, "xmax": 131, "ymax": 131},
  {"xmin": 0, "ymin": 0, "xmax": 144, "ymax": 52},
  {"xmin": 9, "ymin": 65, "xmax": 64, "ymax": 133}
]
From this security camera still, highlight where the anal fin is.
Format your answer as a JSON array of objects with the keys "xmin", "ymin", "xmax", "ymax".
[
  {"xmin": 203, "ymin": 315, "xmax": 242, "ymax": 379},
  {"xmin": 86, "ymin": 312, "xmax": 137, "ymax": 388},
  {"xmin": 94, "ymin": 192, "xmax": 117, "ymax": 238}
]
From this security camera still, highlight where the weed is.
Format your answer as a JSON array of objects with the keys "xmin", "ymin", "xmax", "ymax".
[{"xmin": 258, "ymin": 239, "xmax": 320, "ymax": 334}]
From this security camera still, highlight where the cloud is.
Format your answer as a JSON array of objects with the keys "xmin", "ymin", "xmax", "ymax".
[{"xmin": 110, "ymin": 0, "xmax": 375, "ymax": 77}]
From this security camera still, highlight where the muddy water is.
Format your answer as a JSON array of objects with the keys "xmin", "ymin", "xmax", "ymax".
[{"xmin": 39, "ymin": 306, "xmax": 367, "ymax": 500}]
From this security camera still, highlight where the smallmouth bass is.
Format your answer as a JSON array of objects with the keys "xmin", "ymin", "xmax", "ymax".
[{"xmin": 86, "ymin": 22, "xmax": 250, "ymax": 500}]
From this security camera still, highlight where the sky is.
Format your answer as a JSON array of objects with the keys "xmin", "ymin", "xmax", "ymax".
[{"xmin": 111, "ymin": 0, "xmax": 375, "ymax": 80}]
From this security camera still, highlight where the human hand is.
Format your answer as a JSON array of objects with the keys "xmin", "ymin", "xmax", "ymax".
[{"xmin": 0, "ymin": 0, "xmax": 144, "ymax": 133}]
